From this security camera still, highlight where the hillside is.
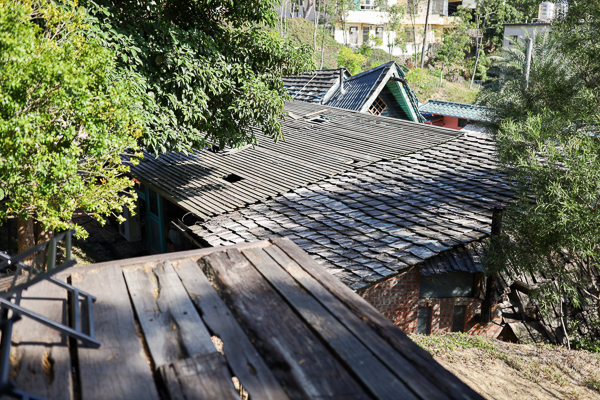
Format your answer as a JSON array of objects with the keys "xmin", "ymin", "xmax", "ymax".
[
  {"xmin": 411, "ymin": 333, "xmax": 600, "ymax": 400},
  {"xmin": 278, "ymin": 18, "xmax": 479, "ymax": 105}
]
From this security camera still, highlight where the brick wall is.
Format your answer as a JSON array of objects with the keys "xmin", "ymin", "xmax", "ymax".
[{"xmin": 359, "ymin": 267, "xmax": 486, "ymax": 334}]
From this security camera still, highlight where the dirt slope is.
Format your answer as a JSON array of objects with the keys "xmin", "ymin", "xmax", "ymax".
[{"xmin": 410, "ymin": 333, "xmax": 600, "ymax": 400}]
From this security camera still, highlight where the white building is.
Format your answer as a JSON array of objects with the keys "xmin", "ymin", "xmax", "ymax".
[{"xmin": 277, "ymin": 0, "xmax": 476, "ymax": 57}]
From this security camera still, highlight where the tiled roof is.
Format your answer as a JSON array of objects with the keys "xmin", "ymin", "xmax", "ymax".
[
  {"xmin": 326, "ymin": 63, "xmax": 390, "ymax": 111},
  {"xmin": 325, "ymin": 61, "xmax": 424, "ymax": 123},
  {"xmin": 187, "ymin": 131, "xmax": 512, "ymax": 290},
  {"xmin": 129, "ymin": 102, "xmax": 457, "ymax": 219},
  {"xmin": 420, "ymin": 100, "xmax": 494, "ymax": 122},
  {"xmin": 283, "ymin": 69, "xmax": 348, "ymax": 103}
]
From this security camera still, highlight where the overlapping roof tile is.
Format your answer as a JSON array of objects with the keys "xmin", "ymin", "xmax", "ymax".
[
  {"xmin": 420, "ymin": 100, "xmax": 494, "ymax": 122},
  {"xmin": 187, "ymin": 130, "xmax": 511, "ymax": 290}
]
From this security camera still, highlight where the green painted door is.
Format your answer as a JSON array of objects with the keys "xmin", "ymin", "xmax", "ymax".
[{"xmin": 146, "ymin": 187, "xmax": 166, "ymax": 254}]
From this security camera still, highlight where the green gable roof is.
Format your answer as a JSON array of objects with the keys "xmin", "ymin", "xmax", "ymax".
[{"xmin": 420, "ymin": 100, "xmax": 493, "ymax": 123}]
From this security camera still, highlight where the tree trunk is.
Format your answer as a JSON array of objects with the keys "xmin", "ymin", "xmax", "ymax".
[
  {"xmin": 36, "ymin": 222, "xmax": 52, "ymax": 245},
  {"xmin": 470, "ymin": 16, "xmax": 484, "ymax": 88},
  {"xmin": 304, "ymin": 0, "xmax": 315, "ymax": 19},
  {"xmin": 420, "ymin": 0, "xmax": 432, "ymax": 68},
  {"xmin": 17, "ymin": 217, "xmax": 35, "ymax": 260},
  {"xmin": 320, "ymin": 17, "xmax": 327, "ymax": 69},
  {"xmin": 439, "ymin": 65, "xmax": 444, "ymax": 85},
  {"xmin": 313, "ymin": 6, "xmax": 319, "ymax": 51}
]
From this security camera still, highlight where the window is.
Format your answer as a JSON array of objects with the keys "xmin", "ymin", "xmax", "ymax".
[
  {"xmin": 432, "ymin": 0, "xmax": 448, "ymax": 15},
  {"xmin": 452, "ymin": 306, "xmax": 467, "ymax": 332},
  {"xmin": 363, "ymin": 26, "xmax": 370, "ymax": 43},
  {"xmin": 420, "ymin": 272, "xmax": 475, "ymax": 298},
  {"xmin": 417, "ymin": 307, "xmax": 432, "ymax": 334},
  {"xmin": 368, "ymin": 96, "xmax": 387, "ymax": 116},
  {"xmin": 405, "ymin": 27, "xmax": 415, "ymax": 42},
  {"xmin": 458, "ymin": 118, "xmax": 468, "ymax": 128},
  {"xmin": 360, "ymin": 0, "xmax": 377, "ymax": 10}
]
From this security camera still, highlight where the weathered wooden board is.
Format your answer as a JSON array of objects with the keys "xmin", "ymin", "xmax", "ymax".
[
  {"xmin": 243, "ymin": 247, "xmax": 416, "ymax": 400},
  {"xmin": 71, "ymin": 265, "xmax": 160, "ymax": 400},
  {"xmin": 123, "ymin": 260, "xmax": 216, "ymax": 367},
  {"xmin": 159, "ymin": 352, "xmax": 239, "ymax": 400},
  {"xmin": 174, "ymin": 259, "xmax": 290, "ymax": 400},
  {"xmin": 272, "ymin": 237, "xmax": 483, "ymax": 400},
  {"xmin": 200, "ymin": 249, "xmax": 371, "ymax": 400},
  {"xmin": 263, "ymin": 244, "xmax": 449, "ymax": 400},
  {"xmin": 10, "ymin": 280, "xmax": 72, "ymax": 400}
]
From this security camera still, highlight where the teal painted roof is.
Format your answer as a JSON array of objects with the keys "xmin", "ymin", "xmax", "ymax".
[{"xmin": 419, "ymin": 100, "xmax": 493, "ymax": 122}]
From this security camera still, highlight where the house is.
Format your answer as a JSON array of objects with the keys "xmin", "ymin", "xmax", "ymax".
[
  {"xmin": 4, "ymin": 238, "xmax": 484, "ymax": 399},
  {"xmin": 502, "ymin": 2, "xmax": 560, "ymax": 48},
  {"xmin": 502, "ymin": 22, "xmax": 552, "ymax": 47},
  {"xmin": 419, "ymin": 100, "xmax": 493, "ymax": 130},
  {"xmin": 125, "ymin": 101, "xmax": 512, "ymax": 336},
  {"xmin": 285, "ymin": 61, "xmax": 424, "ymax": 122},
  {"xmin": 277, "ymin": 0, "xmax": 476, "ymax": 57}
]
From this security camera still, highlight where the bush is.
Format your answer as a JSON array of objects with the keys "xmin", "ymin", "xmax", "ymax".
[{"xmin": 337, "ymin": 46, "xmax": 366, "ymax": 75}]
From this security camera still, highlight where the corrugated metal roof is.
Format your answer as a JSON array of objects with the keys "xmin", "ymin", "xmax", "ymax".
[
  {"xmin": 128, "ymin": 101, "xmax": 459, "ymax": 220},
  {"xmin": 284, "ymin": 62, "xmax": 424, "ymax": 123},
  {"xmin": 283, "ymin": 69, "xmax": 349, "ymax": 103},
  {"xmin": 419, "ymin": 100, "xmax": 494, "ymax": 122},
  {"xmin": 326, "ymin": 63, "xmax": 390, "ymax": 111}
]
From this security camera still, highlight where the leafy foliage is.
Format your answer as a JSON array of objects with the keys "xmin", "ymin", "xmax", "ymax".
[
  {"xmin": 434, "ymin": 6, "xmax": 471, "ymax": 84},
  {"xmin": 480, "ymin": 0, "xmax": 600, "ymax": 337},
  {"xmin": 0, "ymin": 0, "xmax": 141, "ymax": 236},
  {"xmin": 337, "ymin": 46, "xmax": 366, "ymax": 75},
  {"xmin": 474, "ymin": 0, "xmax": 540, "ymax": 49},
  {"xmin": 85, "ymin": 0, "xmax": 313, "ymax": 154}
]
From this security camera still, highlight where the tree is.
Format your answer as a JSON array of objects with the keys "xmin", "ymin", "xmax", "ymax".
[
  {"xmin": 480, "ymin": 0, "xmax": 600, "ymax": 345},
  {"xmin": 376, "ymin": 1, "xmax": 405, "ymax": 60},
  {"xmin": 334, "ymin": 0, "xmax": 356, "ymax": 46},
  {"xmin": 0, "ymin": 1, "xmax": 141, "ymax": 250},
  {"xmin": 420, "ymin": 0, "xmax": 431, "ymax": 68},
  {"xmin": 434, "ymin": 11, "xmax": 471, "ymax": 85},
  {"xmin": 85, "ymin": 0, "xmax": 312, "ymax": 154},
  {"xmin": 337, "ymin": 46, "xmax": 366, "ymax": 74},
  {"xmin": 406, "ymin": 0, "xmax": 423, "ymax": 57}
]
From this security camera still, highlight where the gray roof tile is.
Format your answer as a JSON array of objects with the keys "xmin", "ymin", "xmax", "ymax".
[{"xmin": 189, "ymin": 131, "xmax": 508, "ymax": 290}]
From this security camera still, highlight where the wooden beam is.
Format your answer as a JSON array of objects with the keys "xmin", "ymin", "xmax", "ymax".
[{"xmin": 72, "ymin": 265, "xmax": 160, "ymax": 400}]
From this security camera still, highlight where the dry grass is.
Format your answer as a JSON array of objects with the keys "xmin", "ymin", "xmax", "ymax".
[{"xmin": 411, "ymin": 333, "xmax": 600, "ymax": 400}]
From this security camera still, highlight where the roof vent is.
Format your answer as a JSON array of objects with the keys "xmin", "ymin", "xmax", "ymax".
[
  {"xmin": 222, "ymin": 173, "xmax": 244, "ymax": 183},
  {"xmin": 339, "ymin": 66, "xmax": 346, "ymax": 96}
]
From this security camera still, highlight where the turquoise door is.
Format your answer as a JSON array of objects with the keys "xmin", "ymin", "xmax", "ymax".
[{"xmin": 146, "ymin": 187, "xmax": 166, "ymax": 254}]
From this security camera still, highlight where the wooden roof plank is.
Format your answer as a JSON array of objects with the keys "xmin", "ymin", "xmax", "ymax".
[
  {"xmin": 74, "ymin": 265, "xmax": 161, "ymax": 400},
  {"xmin": 174, "ymin": 259, "xmax": 291, "ymax": 400},
  {"xmin": 10, "ymin": 279, "xmax": 72, "ymax": 400},
  {"xmin": 200, "ymin": 249, "xmax": 372, "ymax": 399},
  {"xmin": 263, "ymin": 245, "xmax": 450, "ymax": 400},
  {"xmin": 123, "ymin": 260, "xmax": 217, "ymax": 367},
  {"xmin": 243, "ymin": 247, "xmax": 417, "ymax": 400},
  {"xmin": 271, "ymin": 237, "xmax": 484, "ymax": 400},
  {"xmin": 159, "ymin": 353, "xmax": 239, "ymax": 400}
]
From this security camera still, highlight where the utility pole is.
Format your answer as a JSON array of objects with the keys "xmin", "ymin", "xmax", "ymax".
[
  {"xmin": 420, "ymin": 0, "xmax": 432, "ymax": 68},
  {"xmin": 525, "ymin": 37, "xmax": 533, "ymax": 90}
]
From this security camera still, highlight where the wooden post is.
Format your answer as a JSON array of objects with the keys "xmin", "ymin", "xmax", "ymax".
[{"xmin": 482, "ymin": 205, "xmax": 503, "ymax": 323}]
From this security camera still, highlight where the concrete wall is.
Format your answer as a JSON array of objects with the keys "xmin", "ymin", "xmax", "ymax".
[{"xmin": 502, "ymin": 24, "xmax": 552, "ymax": 48}]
